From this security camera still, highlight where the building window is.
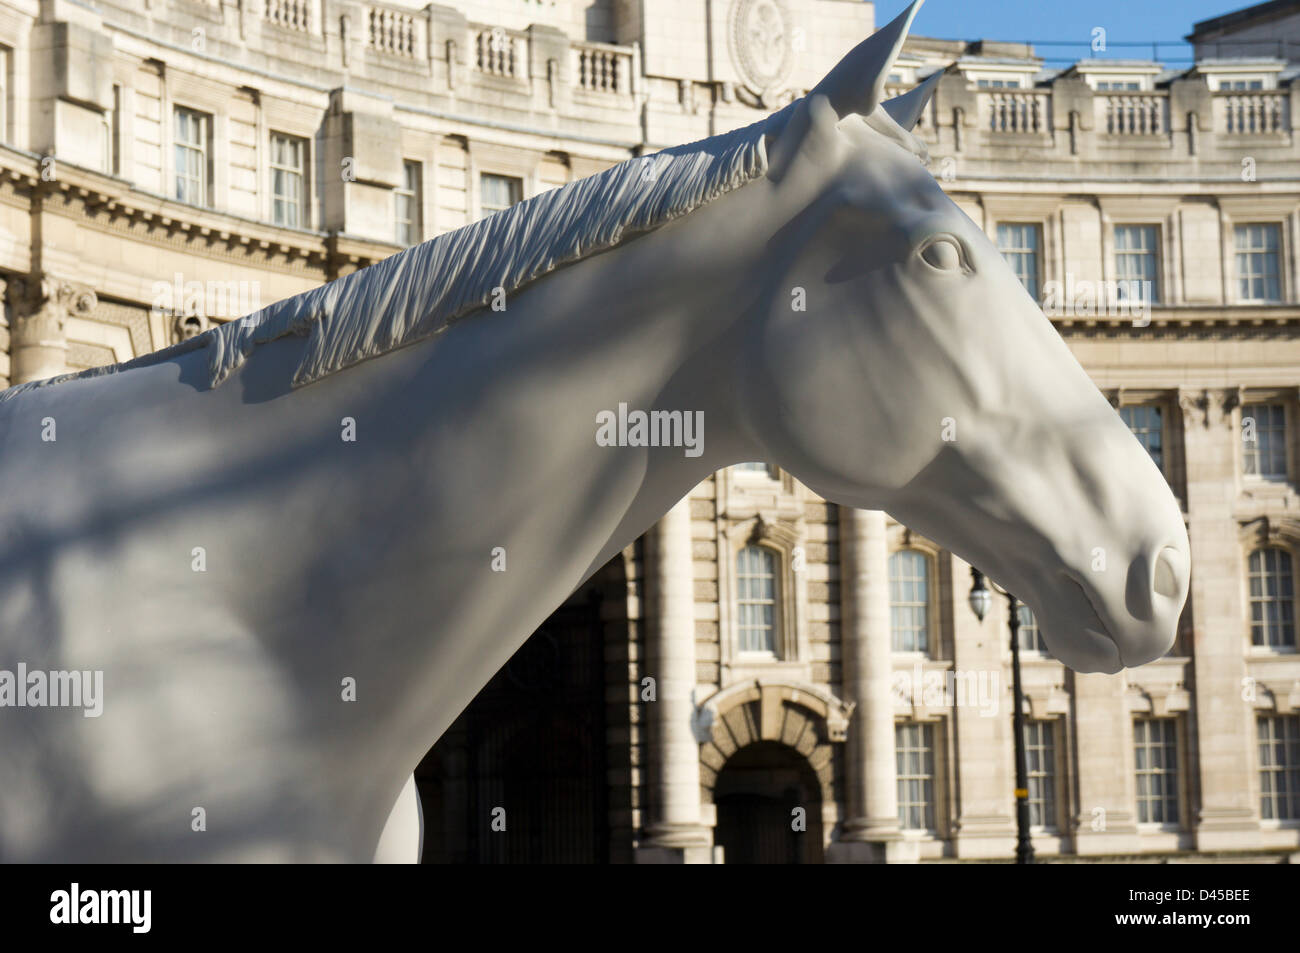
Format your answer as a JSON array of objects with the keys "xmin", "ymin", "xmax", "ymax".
[
  {"xmin": 1096, "ymin": 80, "xmax": 1141, "ymax": 91},
  {"xmin": 996, "ymin": 223, "xmax": 1041, "ymax": 299},
  {"xmin": 1220, "ymin": 79, "xmax": 1264, "ymax": 91},
  {"xmin": 270, "ymin": 133, "xmax": 307, "ymax": 229},
  {"xmin": 395, "ymin": 160, "xmax": 422, "ymax": 246},
  {"xmin": 1023, "ymin": 720, "xmax": 1057, "ymax": 829},
  {"xmin": 1242, "ymin": 402, "xmax": 1287, "ymax": 480},
  {"xmin": 976, "ymin": 78, "xmax": 1020, "ymax": 88},
  {"xmin": 1247, "ymin": 548, "xmax": 1296, "ymax": 649},
  {"xmin": 734, "ymin": 462, "xmax": 777, "ymax": 477},
  {"xmin": 1134, "ymin": 717, "xmax": 1180, "ymax": 825},
  {"xmin": 889, "ymin": 550, "xmax": 930, "ymax": 653},
  {"xmin": 481, "ymin": 172, "xmax": 523, "ymax": 218},
  {"xmin": 896, "ymin": 722, "xmax": 936, "ymax": 830},
  {"xmin": 1258, "ymin": 714, "xmax": 1300, "ymax": 821},
  {"xmin": 174, "ymin": 106, "xmax": 210, "ymax": 206},
  {"xmin": 1017, "ymin": 604, "xmax": 1046, "ymax": 653},
  {"xmin": 1114, "ymin": 225, "xmax": 1159, "ymax": 303},
  {"xmin": 1119, "ymin": 404, "xmax": 1164, "ymax": 471},
  {"xmin": 736, "ymin": 545, "xmax": 778, "ymax": 654},
  {"xmin": 1236, "ymin": 224, "xmax": 1282, "ymax": 302}
]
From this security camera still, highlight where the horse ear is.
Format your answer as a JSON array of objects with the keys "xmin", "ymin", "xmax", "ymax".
[
  {"xmin": 765, "ymin": 1, "xmax": 924, "ymax": 180},
  {"xmin": 810, "ymin": 0, "xmax": 924, "ymax": 121},
  {"xmin": 882, "ymin": 70, "xmax": 942, "ymax": 131}
]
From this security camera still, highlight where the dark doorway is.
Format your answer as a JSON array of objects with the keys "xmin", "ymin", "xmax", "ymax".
[
  {"xmin": 415, "ymin": 589, "xmax": 608, "ymax": 863},
  {"xmin": 713, "ymin": 741, "xmax": 825, "ymax": 864}
]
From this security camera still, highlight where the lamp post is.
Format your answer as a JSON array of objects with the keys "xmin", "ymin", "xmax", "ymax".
[{"xmin": 968, "ymin": 567, "xmax": 1035, "ymax": 865}]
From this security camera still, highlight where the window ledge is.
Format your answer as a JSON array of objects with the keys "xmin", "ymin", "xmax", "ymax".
[
  {"xmin": 899, "ymin": 828, "xmax": 941, "ymax": 840},
  {"xmin": 1240, "ymin": 478, "xmax": 1293, "ymax": 493}
]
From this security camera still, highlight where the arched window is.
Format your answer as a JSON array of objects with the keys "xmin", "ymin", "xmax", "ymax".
[
  {"xmin": 1248, "ymin": 548, "xmax": 1296, "ymax": 648},
  {"xmin": 889, "ymin": 550, "xmax": 931, "ymax": 653},
  {"xmin": 736, "ymin": 545, "xmax": 779, "ymax": 654}
]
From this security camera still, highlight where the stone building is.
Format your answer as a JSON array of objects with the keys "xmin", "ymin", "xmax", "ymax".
[{"xmin": 0, "ymin": 0, "xmax": 1297, "ymax": 862}]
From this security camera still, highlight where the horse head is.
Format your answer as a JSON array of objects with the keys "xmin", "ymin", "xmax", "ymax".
[{"xmin": 738, "ymin": 1, "xmax": 1190, "ymax": 673}]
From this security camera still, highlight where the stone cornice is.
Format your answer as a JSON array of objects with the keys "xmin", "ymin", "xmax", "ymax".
[
  {"xmin": 1251, "ymin": 677, "xmax": 1300, "ymax": 714},
  {"xmin": 1054, "ymin": 305, "xmax": 1300, "ymax": 336},
  {"xmin": 1126, "ymin": 680, "xmax": 1193, "ymax": 717},
  {"xmin": 1239, "ymin": 514, "xmax": 1300, "ymax": 549},
  {"xmin": 0, "ymin": 147, "xmax": 402, "ymax": 279}
]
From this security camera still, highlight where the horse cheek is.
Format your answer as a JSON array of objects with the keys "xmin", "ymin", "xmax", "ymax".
[{"xmin": 755, "ymin": 303, "xmax": 875, "ymax": 483}]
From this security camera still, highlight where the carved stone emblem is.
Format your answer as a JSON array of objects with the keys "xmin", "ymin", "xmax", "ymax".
[
  {"xmin": 173, "ymin": 312, "xmax": 210, "ymax": 343},
  {"xmin": 729, "ymin": 0, "xmax": 795, "ymax": 107}
]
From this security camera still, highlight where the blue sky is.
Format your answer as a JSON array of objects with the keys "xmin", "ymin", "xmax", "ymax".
[{"xmin": 886, "ymin": 0, "xmax": 1260, "ymax": 67}]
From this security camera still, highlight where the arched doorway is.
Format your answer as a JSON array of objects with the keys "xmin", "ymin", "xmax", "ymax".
[{"xmin": 714, "ymin": 741, "xmax": 825, "ymax": 864}]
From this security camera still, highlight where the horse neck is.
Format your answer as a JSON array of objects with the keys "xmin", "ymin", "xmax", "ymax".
[
  {"xmin": 296, "ymin": 221, "xmax": 759, "ymax": 779},
  {"xmin": 507, "ymin": 202, "xmax": 771, "ymax": 576}
]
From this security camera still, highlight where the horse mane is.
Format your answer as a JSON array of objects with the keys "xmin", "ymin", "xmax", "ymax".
[{"xmin": 1, "ymin": 116, "xmax": 771, "ymax": 402}]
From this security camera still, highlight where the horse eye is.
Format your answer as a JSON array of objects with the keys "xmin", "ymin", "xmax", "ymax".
[{"xmin": 919, "ymin": 236, "xmax": 963, "ymax": 271}]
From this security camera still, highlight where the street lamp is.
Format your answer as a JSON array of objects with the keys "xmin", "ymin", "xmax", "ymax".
[{"xmin": 969, "ymin": 567, "xmax": 1035, "ymax": 865}]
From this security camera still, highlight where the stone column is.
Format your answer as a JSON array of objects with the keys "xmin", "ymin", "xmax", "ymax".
[
  {"xmin": 636, "ymin": 495, "xmax": 712, "ymax": 863},
  {"xmin": 8, "ymin": 277, "xmax": 97, "ymax": 385},
  {"xmin": 831, "ymin": 507, "xmax": 914, "ymax": 862}
]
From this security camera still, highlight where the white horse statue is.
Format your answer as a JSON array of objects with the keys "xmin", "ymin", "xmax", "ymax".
[{"xmin": 0, "ymin": 1, "xmax": 1188, "ymax": 862}]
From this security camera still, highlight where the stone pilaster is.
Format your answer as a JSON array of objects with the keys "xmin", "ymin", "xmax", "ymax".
[
  {"xmin": 636, "ymin": 495, "xmax": 712, "ymax": 863},
  {"xmin": 1072, "ymin": 670, "xmax": 1141, "ymax": 854},
  {"xmin": 8, "ymin": 276, "xmax": 97, "ymax": 385},
  {"xmin": 949, "ymin": 555, "xmax": 1017, "ymax": 858},
  {"xmin": 0, "ymin": 275, "xmax": 11, "ymax": 388},
  {"xmin": 1181, "ymin": 387, "xmax": 1259, "ymax": 848},
  {"xmin": 829, "ymin": 507, "xmax": 914, "ymax": 863}
]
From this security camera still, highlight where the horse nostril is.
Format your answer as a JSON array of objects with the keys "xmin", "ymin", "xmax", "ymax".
[{"xmin": 1153, "ymin": 546, "xmax": 1182, "ymax": 599}]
